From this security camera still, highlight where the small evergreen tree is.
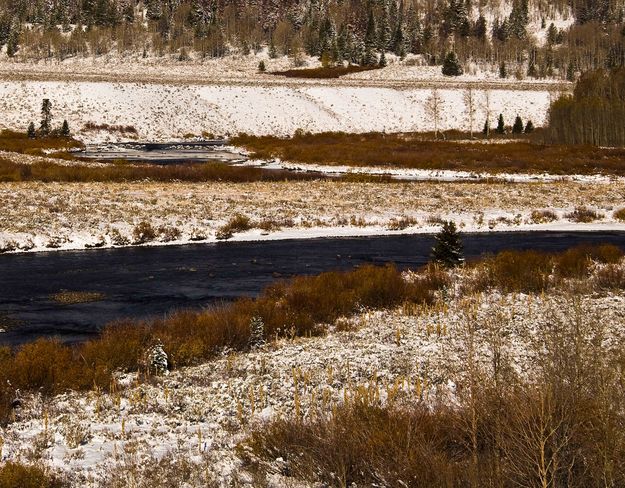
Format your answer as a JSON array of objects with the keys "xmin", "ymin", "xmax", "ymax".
[
  {"xmin": 442, "ymin": 51, "xmax": 463, "ymax": 76},
  {"xmin": 268, "ymin": 39, "xmax": 277, "ymax": 59},
  {"xmin": 378, "ymin": 50, "xmax": 387, "ymax": 67},
  {"xmin": 524, "ymin": 120, "xmax": 534, "ymax": 133},
  {"xmin": 147, "ymin": 342, "xmax": 168, "ymax": 375},
  {"xmin": 482, "ymin": 119, "xmax": 490, "ymax": 136},
  {"xmin": 431, "ymin": 221, "xmax": 464, "ymax": 268},
  {"xmin": 258, "ymin": 60, "xmax": 266, "ymax": 72},
  {"xmin": 40, "ymin": 99, "xmax": 52, "ymax": 137},
  {"xmin": 61, "ymin": 120, "xmax": 70, "ymax": 137},
  {"xmin": 496, "ymin": 113, "xmax": 505, "ymax": 134},
  {"xmin": 499, "ymin": 61, "xmax": 507, "ymax": 78},
  {"xmin": 566, "ymin": 62, "xmax": 575, "ymax": 81},
  {"xmin": 249, "ymin": 316, "xmax": 266, "ymax": 349},
  {"xmin": 512, "ymin": 115, "xmax": 524, "ymax": 133},
  {"xmin": 27, "ymin": 122, "xmax": 36, "ymax": 139}
]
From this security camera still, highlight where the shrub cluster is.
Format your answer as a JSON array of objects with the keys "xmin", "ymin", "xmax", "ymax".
[
  {"xmin": 233, "ymin": 131, "xmax": 625, "ymax": 176},
  {"xmin": 0, "ymin": 263, "xmax": 446, "ymax": 424}
]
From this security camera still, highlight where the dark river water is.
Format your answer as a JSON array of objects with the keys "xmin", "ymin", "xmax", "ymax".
[{"xmin": 1, "ymin": 231, "xmax": 625, "ymax": 345}]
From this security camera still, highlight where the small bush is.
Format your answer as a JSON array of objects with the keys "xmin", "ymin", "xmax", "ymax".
[
  {"xmin": 132, "ymin": 221, "xmax": 157, "ymax": 244},
  {"xmin": 566, "ymin": 206, "xmax": 603, "ymax": 223},
  {"xmin": 613, "ymin": 208, "xmax": 625, "ymax": 221},
  {"xmin": 215, "ymin": 214, "xmax": 252, "ymax": 240},
  {"xmin": 0, "ymin": 462, "xmax": 67, "ymax": 488},
  {"xmin": 529, "ymin": 209, "xmax": 558, "ymax": 224}
]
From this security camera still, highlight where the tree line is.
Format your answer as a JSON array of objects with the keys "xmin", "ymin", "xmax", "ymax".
[
  {"xmin": 548, "ymin": 67, "xmax": 625, "ymax": 146},
  {"xmin": 0, "ymin": 0, "xmax": 624, "ymax": 78}
]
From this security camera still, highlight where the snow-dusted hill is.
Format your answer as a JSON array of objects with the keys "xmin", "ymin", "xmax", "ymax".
[{"xmin": 0, "ymin": 77, "xmax": 559, "ymax": 142}]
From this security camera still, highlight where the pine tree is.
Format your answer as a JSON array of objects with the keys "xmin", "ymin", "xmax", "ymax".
[
  {"xmin": 431, "ymin": 221, "xmax": 464, "ymax": 268},
  {"xmin": 27, "ymin": 122, "xmax": 36, "ymax": 139},
  {"xmin": 364, "ymin": 10, "xmax": 378, "ymax": 66},
  {"xmin": 512, "ymin": 115, "xmax": 524, "ymax": 133},
  {"xmin": 496, "ymin": 113, "xmax": 505, "ymax": 134},
  {"xmin": 258, "ymin": 60, "xmax": 266, "ymax": 72},
  {"xmin": 249, "ymin": 316, "xmax": 266, "ymax": 349},
  {"xmin": 482, "ymin": 119, "xmax": 490, "ymax": 136},
  {"xmin": 474, "ymin": 15, "xmax": 487, "ymax": 40},
  {"xmin": 499, "ymin": 61, "xmax": 507, "ymax": 78},
  {"xmin": 268, "ymin": 39, "xmax": 277, "ymax": 59},
  {"xmin": 442, "ymin": 51, "xmax": 463, "ymax": 76},
  {"xmin": 566, "ymin": 62, "xmax": 575, "ymax": 81},
  {"xmin": 6, "ymin": 30, "xmax": 18, "ymax": 57},
  {"xmin": 61, "ymin": 120, "xmax": 70, "ymax": 137},
  {"xmin": 524, "ymin": 120, "xmax": 534, "ymax": 133},
  {"xmin": 40, "ymin": 99, "xmax": 52, "ymax": 137},
  {"xmin": 379, "ymin": 51, "xmax": 387, "ymax": 67}
]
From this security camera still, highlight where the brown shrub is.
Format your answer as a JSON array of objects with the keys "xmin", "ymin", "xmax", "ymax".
[
  {"xmin": 529, "ymin": 209, "xmax": 558, "ymax": 224},
  {"xmin": 566, "ymin": 206, "xmax": 604, "ymax": 223},
  {"xmin": 477, "ymin": 250, "xmax": 553, "ymax": 293},
  {"xmin": 555, "ymin": 244, "xmax": 623, "ymax": 279},
  {"xmin": 0, "ymin": 129, "xmax": 83, "ymax": 155},
  {"xmin": 232, "ymin": 132, "xmax": 625, "ymax": 176},
  {"xmin": 613, "ymin": 208, "xmax": 625, "ymax": 221},
  {"xmin": 0, "ymin": 462, "xmax": 68, "ymax": 488},
  {"xmin": 215, "ymin": 214, "xmax": 252, "ymax": 240},
  {"xmin": 245, "ymin": 402, "xmax": 470, "ymax": 487},
  {"xmin": 271, "ymin": 65, "xmax": 379, "ymax": 79},
  {"xmin": 594, "ymin": 263, "xmax": 625, "ymax": 289},
  {"xmin": 132, "ymin": 221, "xmax": 157, "ymax": 244}
]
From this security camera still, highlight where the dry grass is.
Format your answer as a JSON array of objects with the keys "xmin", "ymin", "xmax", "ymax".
[
  {"xmin": 613, "ymin": 208, "xmax": 625, "ymax": 221},
  {"xmin": 566, "ymin": 206, "xmax": 604, "ymax": 223},
  {"xmin": 0, "ymin": 130, "xmax": 83, "ymax": 156},
  {"xmin": 0, "ymin": 462, "xmax": 68, "ymax": 488},
  {"xmin": 271, "ymin": 66, "xmax": 379, "ymax": 78},
  {"xmin": 233, "ymin": 132, "xmax": 625, "ymax": 175},
  {"xmin": 50, "ymin": 291, "xmax": 105, "ymax": 304},
  {"xmin": 0, "ymin": 158, "xmax": 320, "ymax": 183}
]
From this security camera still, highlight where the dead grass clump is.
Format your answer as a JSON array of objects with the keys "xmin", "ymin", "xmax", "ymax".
[
  {"xmin": 50, "ymin": 291, "xmax": 105, "ymax": 304},
  {"xmin": 245, "ymin": 403, "xmax": 468, "ymax": 487},
  {"xmin": 0, "ymin": 462, "xmax": 68, "ymax": 488},
  {"xmin": 594, "ymin": 263, "xmax": 625, "ymax": 289},
  {"xmin": 215, "ymin": 214, "xmax": 252, "ymax": 240},
  {"xmin": 613, "ymin": 208, "xmax": 625, "ymax": 221},
  {"xmin": 271, "ymin": 65, "xmax": 378, "ymax": 79},
  {"xmin": 132, "ymin": 221, "xmax": 157, "ymax": 244},
  {"xmin": 157, "ymin": 225, "xmax": 182, "ymax": 242},
  {"xmin": 529, "ymin": 209, "xmax": 558, "ymax": 224},
  {"xmin": 555, "ymin": 244, "xmax": 623, "ymax": 279},
  {"xmin": 566, "ymin": 206, "xmax": 604, "ymax": 223},
  {"xmin": 387, "ymin": 216, "xmax": 418, "ymax": 230}
]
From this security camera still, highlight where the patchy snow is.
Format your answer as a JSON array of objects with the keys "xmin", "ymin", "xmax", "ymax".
[
  {"xmin": 2, "ymin": 287, "xmax": 624, "ymax": 486},
  {"xmin": 1, "ymin": 180, "xmax": 624, "ymax": 254}
]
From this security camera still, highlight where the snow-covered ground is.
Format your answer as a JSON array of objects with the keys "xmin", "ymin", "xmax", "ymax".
[
  {"xmin": 2, "ymin": 286, "xmax": 623, "ymax": 486},
  {"xmin": 0, "ymin": 67, "xmax": 562, "ymax": 142},
  {"xmin": 1, "ymin": 180, "xmax": 624, "ymax": 254}
]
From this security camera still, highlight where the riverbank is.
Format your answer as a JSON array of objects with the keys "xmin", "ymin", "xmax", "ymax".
[{"xmin": 1, "ymin": 180, "xmax": 624, "ymax": 254}]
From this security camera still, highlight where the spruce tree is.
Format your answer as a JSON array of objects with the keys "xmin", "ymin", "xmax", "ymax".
[
  {"xmin": 27, "ymin": 122, "xmax": 36, "ymax": 139},
  {"xmin": 40, "ymin": 99, "xmax": 52, "ymax": 137},
  {"xmin": 431, "ymin": 221, "xmax": 464, "ymax": 268},
  {"xmin": 378, "ymin": 50, "xmax": 387, "ymax": 67},
  {"xmin": 496, "ymin": 113, "xmax": 505, "ymax": 134},
  {"xmin": 258, "ymin": 60, "xmax": 266, "ymax": 72},
  {"xmin": 364, "ymin": 10, "xmax": 378, "ymax": 66},
  {"xmin": 482, "ymin": 119, "xmax": 490, "ymax": 136},
  {"xmin": 499, "ymin": 61, "xmax": 507, "ymax": 78},
  {"xmin": 61, "ymin": 120, "xmax": 70, "ymax": 137},
  {"xmin": 512, "ymin": 115, "xmax": 524, "ymax": 133},
  {"xmin": 442, "ymin": 51, "xmax": 463, "ymax": 76},
  {"xmin": 524, "ymin": 120, "xmax": 534, "ymax": 133}
]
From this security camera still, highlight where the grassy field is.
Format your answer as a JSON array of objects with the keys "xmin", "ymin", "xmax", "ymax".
[{"xmin": 233, "ymin": 131, "xmax": 625, "ymax": 175}]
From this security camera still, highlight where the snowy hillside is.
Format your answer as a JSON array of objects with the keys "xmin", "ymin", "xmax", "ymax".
[{"xmin": 0, "ymin": 79, "xmax": 558, "ymax": 142}]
